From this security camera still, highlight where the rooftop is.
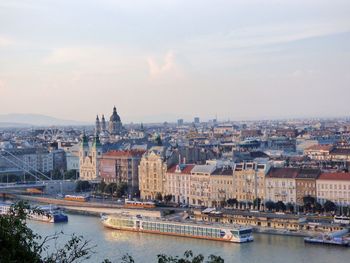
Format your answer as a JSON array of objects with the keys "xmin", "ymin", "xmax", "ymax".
[
  {"xmin": 266, "ymin": 167, "xmax": 300, "ymax": 179},
  {"xmin": 318, "ymin": 172, "xmax": 350, "ymax": 181},
  {"xmin": 191, "ymin": 164, "xmax": 217, "ymax": 174}
]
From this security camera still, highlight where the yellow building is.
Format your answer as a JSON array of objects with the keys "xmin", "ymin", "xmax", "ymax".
[
  {"xmin": 138, "ymin": 146, "xmax": 177, "ymax": 200},
  {"xmin": 189, "ymin": 165, "xmax": 216, "ymax": 207},
  {"xmin": 233, "ymin": 161, "xmax": 269, "ymax": 203},
  {"xmin": 209, "ymin": 166, "xmax": 234, "ymax": 207}
]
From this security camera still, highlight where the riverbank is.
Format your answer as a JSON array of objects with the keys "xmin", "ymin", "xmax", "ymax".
[{"xmin": 11, "ymin": 194, "xmax": 342, "ymax": 238}]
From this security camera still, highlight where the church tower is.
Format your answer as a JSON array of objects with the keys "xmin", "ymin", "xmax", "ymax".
[
  {"xmin": 95, "ymin": 115, "xmax": 101, "ymax": 134},
  {"xmin": 101, "ymin": 114, "xmax": 106, "ymax": 132}
]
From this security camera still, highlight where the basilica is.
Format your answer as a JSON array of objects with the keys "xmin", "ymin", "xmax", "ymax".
[{"xmin": 95, "ymin": 106, "xmax": 123, "ymax": 136}]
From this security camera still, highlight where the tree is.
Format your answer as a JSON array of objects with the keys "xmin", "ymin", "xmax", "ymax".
[
  {"xmin": 76, "ymin": 180, "xmax": 91, "ymax": 192},
  {"xmin": 164, "ymin": 194, "xmax": 173, "ymax": 204},
  {"xmin": 97, "ymin": 181, "xmax": 107, "ymax": 193},
  {"xmin": 51, "ymin": 168, "xmax": 62, "ymax": 180},
  {"xmin": 65, "ymin": 170, "xmax": 78, "ymax": 180},
  {"xmin": 155, "ymin": 134, "xmax": 162, "ymax": 146},
  {"xmin": 275, "ymin": 201, "xmax": 286, "ymax": 212},
  {"xmin": 314, "ymin": 202, "xmax": 323, "ymax": 214},
  {"xmin": 104, "ymin": 183, "xmax": 118, "ymax": 196},
  {"xmin": 155, "ymin": 192, "xmax": 163, "ymax": 202},
  {"xmin": 265, "ymin": 201, "xmax": 275, "ymax": 211},
  {"xmin": 303, "ymin": 195, "xmax": 316, "ymax": 212},
  {"xmin": 157, "ymin": 250, "xmax": 224, "ymax": 263},
  {"xmin": 247, "ymin": 201, "xmax": 253, "ymax": 209},
  {"xmin": 253, "ymin": 198, "xmax": 262, "ymax": 210},
  {"xmin": 226, "ymin": 198, "xmax": 238, "ymax": 208},
  {"xmin": 116, "ymin": 182, "xmax": 128, "ymax": 198},
  {"xmin": 2, "ymin": 202, "xmax": 225, "ymax": 263},
  {"xmin": 0, "ymin": 201, "xmax": 95, "ymax": 262},
  {"xmin": 286, "ymin": 202, "xmax": 294, "ymax": 213},
  {"xmin": 323, "ymin": 200, "xmax": 337, "ymax": 213}
]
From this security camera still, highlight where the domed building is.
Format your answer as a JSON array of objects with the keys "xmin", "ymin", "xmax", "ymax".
[{"xmin": 108, "ymin": 106, "xmax": 123, "ymax": 135}]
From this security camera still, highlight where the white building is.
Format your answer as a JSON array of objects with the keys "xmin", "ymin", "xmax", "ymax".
[
  {"xmin": 165, "ymin": 164, "xmax": 194, "ymax": 204},
  {"xmin": 316, "ymin": 172, "xmax": 350, "ymax": 206},
  {"xmin": 265, "ymin": 168, "xmax": 299, "ymax": 204}
]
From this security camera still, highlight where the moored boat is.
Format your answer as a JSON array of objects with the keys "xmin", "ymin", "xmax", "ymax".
[
  {"xmin": 304, "ymin": 229, "xmax": 350, "ymax": 247},
  {"xmin": 27, "ymin": 205, "xmax": 68, "ymax": 223},
  {"xmin": 101, "ymin": 214, "xmax": 253, "ymax": 243}
]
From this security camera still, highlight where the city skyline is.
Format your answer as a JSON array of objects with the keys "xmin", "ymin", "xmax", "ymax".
[{"xmin": 1, "ymin": 0, "xmax": 350, "ymax": 123}]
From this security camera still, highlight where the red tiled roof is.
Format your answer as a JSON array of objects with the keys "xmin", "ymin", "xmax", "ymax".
[
  {"xmin": 318, "ymin": 172, "xmax": 350, "ymax": 181},
  {"xmin": 266, "ymin": 167, "xmax": 300, "ymax": 179},
  {"xmin": 167, "ymin": 164, "xmax": 195, "ymax": 174}
]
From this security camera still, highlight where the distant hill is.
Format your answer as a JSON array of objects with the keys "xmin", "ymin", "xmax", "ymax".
[{"xmin": 0, "ymin": 114, "xmax": 89, "ymax": 127}]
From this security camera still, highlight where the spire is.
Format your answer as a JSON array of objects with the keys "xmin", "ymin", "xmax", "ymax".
[
  {"xmin": 113, "ymin": 106, "xmax": 117, "ymax": 113},
  {"xmin": 92, "ymin": 134, "xmax": 101, "ymax": 148},
  {"xmin": 81, "ymin": 132, "xmax": 89, "ymax": 148},
  {"xmin": 101, "ymin": 114, "xmax": 106, "ymax": 131},
  {"xmin": 96, "ymin": 115, "xmax": 99, "ymax": 120}
]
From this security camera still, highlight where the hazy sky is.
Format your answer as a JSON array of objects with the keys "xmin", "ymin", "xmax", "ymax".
[{"xmin": 1, "ymin": 0, "xmax": 350, "ymax": 123}]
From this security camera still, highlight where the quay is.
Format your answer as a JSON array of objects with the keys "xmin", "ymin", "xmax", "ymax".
[{"xmin": 9, "ymin": 194, "xmax": 349, "ymax": 238}]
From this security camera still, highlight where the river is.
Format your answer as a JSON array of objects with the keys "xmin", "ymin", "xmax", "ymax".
[{"xmin": 28, "ymin": 213, "xmax": 349, "ymax": 263}]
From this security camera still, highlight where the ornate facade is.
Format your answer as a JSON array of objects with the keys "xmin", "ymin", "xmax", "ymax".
[
  {"xmin": 95, "ymin": 106, "xmax": 123, "ymax": 136},
  {"xmin": 79, "ymin": 134, "xmax": 102, "ymax": 181}
]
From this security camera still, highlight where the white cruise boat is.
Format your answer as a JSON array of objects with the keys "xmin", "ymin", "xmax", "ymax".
[{"xmin": 101, "ymin": 214, "xmax": 254, "ymax": 243}]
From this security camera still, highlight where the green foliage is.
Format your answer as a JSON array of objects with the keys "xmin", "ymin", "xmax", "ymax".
[
  {"xmin": 155, "ymin": 192, "xmax": 163, "ymax": 202},
  {"xmin": 155, "ymin": 135, "xmax": 163, "ymax": 146},
  {"xmin": 253, "ymin": 198, "xmax": 261, "ymax": 209},
  {"xmin": 226, "ymin": 198, "xmax": 238, "ymax": 207},
  {"xmin": 164, "ymin": 194, "xmax": 173, "ymax": 204},
  {"xmin": 115, "ymin": 182, "xmax": 128, "ymax": 198},
  {"xmin": 265, "ymin": 201, "xmax": 275, "ymax": 211},
  {"xmin": 323, "ymin": 200, "xmax": 337, "ymax": 212},
  {"xmin": 52, "ymin": 168, "xmax": 63, "ymax": 180},
  {"xmin": 303, "ymin": 195, "xmax": 316, "ymax": 212},
  {"xmin": 76, "ymin": 180, "xmax": 91, "ymax": 192},
  {"xmin": 0, "ymin": 174, "xmax": 19, "ymax": 183},
  {"xmin": 1, "ymin": 203, "xmax": 225, "ymax": 263},
  {"xmin": 0, "ymin": 201, "xmax": 95, "ymax": 263},
  {"xmin": 286, "ymin": 202, "xmax": 294, "ymax": 213},
  {"xmin": 275, "ymin": 201, "xmax": 286, "ymax": 212},
  {"xmin": 157, "ymin": 250, "xmax": 224, "ymax": 263},
  {"xmin": 65, "ymin": 170, "xmax": 78, "ymax": 180}
]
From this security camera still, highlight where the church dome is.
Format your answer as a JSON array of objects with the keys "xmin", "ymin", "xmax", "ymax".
[{"xmin": 110, "ymin": 106, "xmax": 121, "ymax": 122}]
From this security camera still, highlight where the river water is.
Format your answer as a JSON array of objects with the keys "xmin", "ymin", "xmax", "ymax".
[{"xmin": 28, "ymin": 213, "xmax": 349, "ymax": 263}]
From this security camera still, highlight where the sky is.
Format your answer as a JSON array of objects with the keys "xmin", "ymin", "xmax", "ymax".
[{"xmin": 0, "ymin": 0, "xmax": 350, "ymax": 123}]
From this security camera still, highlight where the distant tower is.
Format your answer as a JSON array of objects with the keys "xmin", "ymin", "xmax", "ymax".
[
  {"xmin": 108, "ymin": 106, "xmax": 122, "ymax": 135},
  {"xmin": 101, "ymin": 114, "xmax": 106, "ymax": 132},
  {"xmin": 95, "ymin": 115, "xmax": 101, "ymax": 134}
]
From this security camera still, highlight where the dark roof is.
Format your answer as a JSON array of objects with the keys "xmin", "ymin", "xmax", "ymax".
[
  {"xmin": 296, "ymin": 168, "xmax": 320, "ymax": 179},
  {"xmin": 330, "ymin": 148, "xmax": 350, "ymax": 155},
  {"xmin": 266, "ymin": 167, "xmax": 299, "ymax": 179},
  {"xmin": 212, "ymin": 167, "xmax": 233, "ymax": 176},
  {"xmin": 250, "ymin": 151, "xmax": 270, "ymax": 158}
]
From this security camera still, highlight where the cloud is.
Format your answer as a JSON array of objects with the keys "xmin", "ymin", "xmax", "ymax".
[
  {"xmin": 0, "ymin": 36, "xmax": 14, "ymax": 47},
  {"xmin": 147, "ymin": 51, "xmax": 177, "ymax": 78},
  {"xmin": 42, "ymin": 47, "xmax": 93, "ymax": 64},
  {"xmin": 0, "ymin": 79, "xmax": 7, "ymax": 94},
  {"xmin": 187, "ymin": 20, "xmax": 350, "ymax": 51}
]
